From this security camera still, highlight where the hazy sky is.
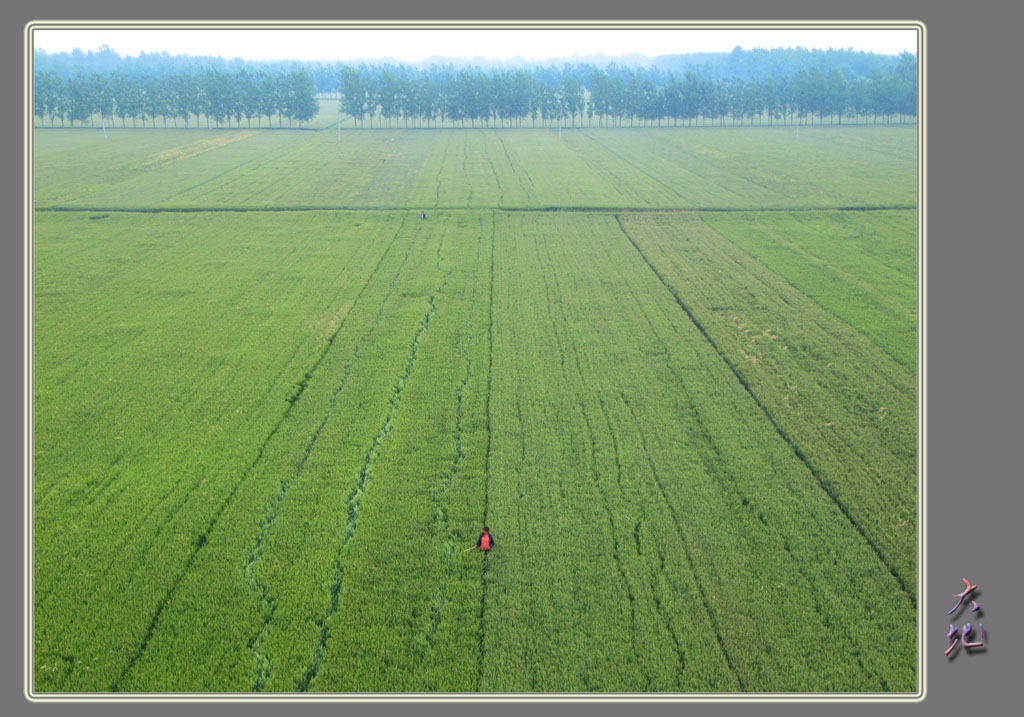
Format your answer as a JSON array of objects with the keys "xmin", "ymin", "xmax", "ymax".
[{"xmin": 32, "ymin": 27, "xmax": 918, "ymax": 62}]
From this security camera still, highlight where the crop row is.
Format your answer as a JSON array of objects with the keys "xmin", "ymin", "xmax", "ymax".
[
  {"xmin": 484, "ymin": 212, "xmax": 915, "ymax": 691},
  {"xmin": 33, "ymin": 208, "xmax": 916, "ymax": 692},
  {"xmin": 700, "ymin": 211, "xmax": 917, "ymax": 371},
  {"xmin": 617, "ymin": 212, "xmax": 917, "ymax": 600},
  {"xmin": 33, "ymin": 211, "xmax": 419, "ymax": 690},
  {"xmin": 34, "ymin": 126, "xmax": 916, "ymax": 212},
  {"xmin": 307, "ymin": 213, "xmax": 492, "ymax": 691},
  {"xmin": 109, "ymin": 212, "xmax": 492, "ymax": 691}
]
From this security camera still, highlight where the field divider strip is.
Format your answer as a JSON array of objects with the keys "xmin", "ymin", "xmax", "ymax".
[
  {"xmin": 35, "ymin": 205, "xmax": 916, "ymax": 215},
  {"xmin": 613, "ymin": 214, "xmax": 915, "ymax": 608}
]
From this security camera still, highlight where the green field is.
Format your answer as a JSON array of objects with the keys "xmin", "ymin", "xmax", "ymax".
[
  {"xmin": 33, "ymin": 124, "xmax": 918, "ymax": 693},
  {"xmin": 34, "ymin": 125, "xmax": 916, "ymax": 211}
]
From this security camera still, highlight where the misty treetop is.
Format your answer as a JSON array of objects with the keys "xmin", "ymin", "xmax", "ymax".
[
  {"xmin": 335, "ymin": 57, "xmax": 915, "ymax": 128},
  {"xmin": 34, "ymin": 67, "xmax": 319, "ymax": 129},
  {"xmin": 34, "ymin": 44, "xmax": 910, "ymax": 88},
  {"xmin": 32, "ymin": 48, "xmax": 916, "ymax": 129}
]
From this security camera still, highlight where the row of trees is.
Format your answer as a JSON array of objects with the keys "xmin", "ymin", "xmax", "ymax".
[
  {"xmin": 33, "ymin": 67, "xmax": 318, "ymax": 129},
  {"xmin": 35, "ymin": 45, "xmax": 911, "ymax": 95},
  {"xmin": 33, "ymin": 57, "xmax": 916, "ymax": 131},
  {"xmin": 339, "ymin": 58, "xmax": 917, "ymax": 128}
]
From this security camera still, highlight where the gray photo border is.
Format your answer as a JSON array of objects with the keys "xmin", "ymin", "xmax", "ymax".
[{"xmin": 6, "ymin": 1, "xmax": 1022, "ymax": 716}]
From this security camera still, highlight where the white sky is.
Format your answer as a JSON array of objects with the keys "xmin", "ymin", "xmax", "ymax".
[{"xmin": 33, "ymin": 27, "xmax": 918, "ymax": 63}]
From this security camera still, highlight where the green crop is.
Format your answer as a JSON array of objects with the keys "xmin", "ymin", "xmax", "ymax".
[
  {"xmin": 700, "ymin": 210, "xmax": 917, "ymax": 372},
  {"xmin": 34, "ymin": 125, "xmax": 915, "ymax": 211},
  {"xmin": 33, "ymin": 126, "xmax": 918, "ymax": 693}
]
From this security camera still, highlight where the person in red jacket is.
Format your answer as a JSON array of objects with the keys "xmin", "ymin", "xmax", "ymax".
[{"xmin": 476, "ymin": 526, "xmax": 495, "ymax": 552}]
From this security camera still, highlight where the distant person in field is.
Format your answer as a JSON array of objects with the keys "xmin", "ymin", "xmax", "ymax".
[
  {"xmin": 476, "ymin": 526, "xmax": 495, "ymax": 552},
  {"xmin": 420, "ymin": 210, "xmax": 427, "ymax": 220}
]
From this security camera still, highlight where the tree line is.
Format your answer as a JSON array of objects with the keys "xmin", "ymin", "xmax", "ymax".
[
  {"xmin": 33, "ymin": 55, "xmax": 916, "ymax": 130},
  {"xmin": 33, "ymin": 67, "xmax": 319, "ymax": 129},
  {"xmin": 35, "ymin": 45, "xmax": 910, "ymax": 95},
  {"xmin": 338, "ymin": 58, "xmax": 916, "ymax": 128}
]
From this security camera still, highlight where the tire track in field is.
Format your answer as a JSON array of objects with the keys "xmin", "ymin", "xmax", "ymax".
[
  {"xmin": 689, "ymin": 213, "xmax": 916, "ymax": 414},
  {"xmin": 415, "ymin": 214, "xmax": 470, "ymax": 657},
  {"xmin": 476, "ymin": 211, "xmax": 497, "ymax": 691},
  {"xmin": 158, "ymin": 132, "xmax": 309, "ymax": 207},
  {"xmin": 588, "ymin": 227, "xmax": 882, "ymax": 686},
  {"xmin": 79, "ymin": 237, "xmax": 309, "ymax": 511},
  {"xmin": 462, "ymin": 134, "xmax": 474, "ymax": 207},
  {"xmin": 298, "ymin": 240, "xmax": 447, "ymax": 691},
  {"xmin": 707, "ymin": 211, "xmax": 917, "ymax": 365},
  {"xmin": 598, "ymin": 394, "xmax": 688, "ymax": 685},
  {"xmin": 244, "ymin": 216, "xmax": 414, "ymax": 691},
  {"xmin": 33, "ymin": 237, "xmax": 197, "ymax": 419},
  {"xmin": 578, "ymin": 132, "xmax": 687, "ymax": 203},
  {"xmin": 421, "ymin": 358, "xmax": 469, "ymax": 654},
  {"xmin": 88, "ymin": 241, "xmax": 372, "ymax": 576},
  {"xmin": 497, "ymin": 136, "xmax": 534, "ymax": 203},
  {"xmin": 36, "ymin": 231, "xmax": 295, "ymax": 509},
  {"xmin": 610, "ymin": 213, "xmax": 917, "ymax": 630},
  {"xmin": 548, "ymin": 228, "xmax": 688, "ymax": 686},
  {"xmin": 481, "ymin": 135, "xmax": 505, "ymax": 207},
  {"xmin": 627, "ymin": 329, "xmax": 876, "ymax": 685},
  {"xmin": 764, "ymin": 211, "xmax": 916, "ymax": 316},
  {"xmin": 39, "ymin": 240, "xmax": 321, "ymax": 630},
  {"xmin": 53, "ymin": 234, "xmax": 308, "ymax": 507},
  {"xmin": 108, "ymin": 216, "xmax": 412, "ymax": 692},
  {"xmin": 434, "ymin": 134, "xmax": 449, "ymax": 208},
  {"xmin": 683, "ymin": 215, "xmax": 916, "ymax": 509},
  {"xmin": 555, "ymin": 231, "xmax": 695, "ymax": 683},
  {"xmin": 531, "ymin": 221, "xmax": 644, "ymax": 685},
  {"xmin": 614, "ymin": 214, "xmax": 915, "ymax": 607},
  {"xmin": 541, "ymin": 234, "xmax": 644, "ymax": 677},
  {"xmin": 645, "ymin": 133, "xmax": 789, "ymax": 206},
  {"xmin": 489, "ymin": 217, "xmax": 530, "ymax": 687},
  {"xmin": 617, "ymin": 390, "xmax": 745, "ymax": 690},
  {"xmin": 764, "ymin": 211, "xmax": 917, "ymax": 368}
]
